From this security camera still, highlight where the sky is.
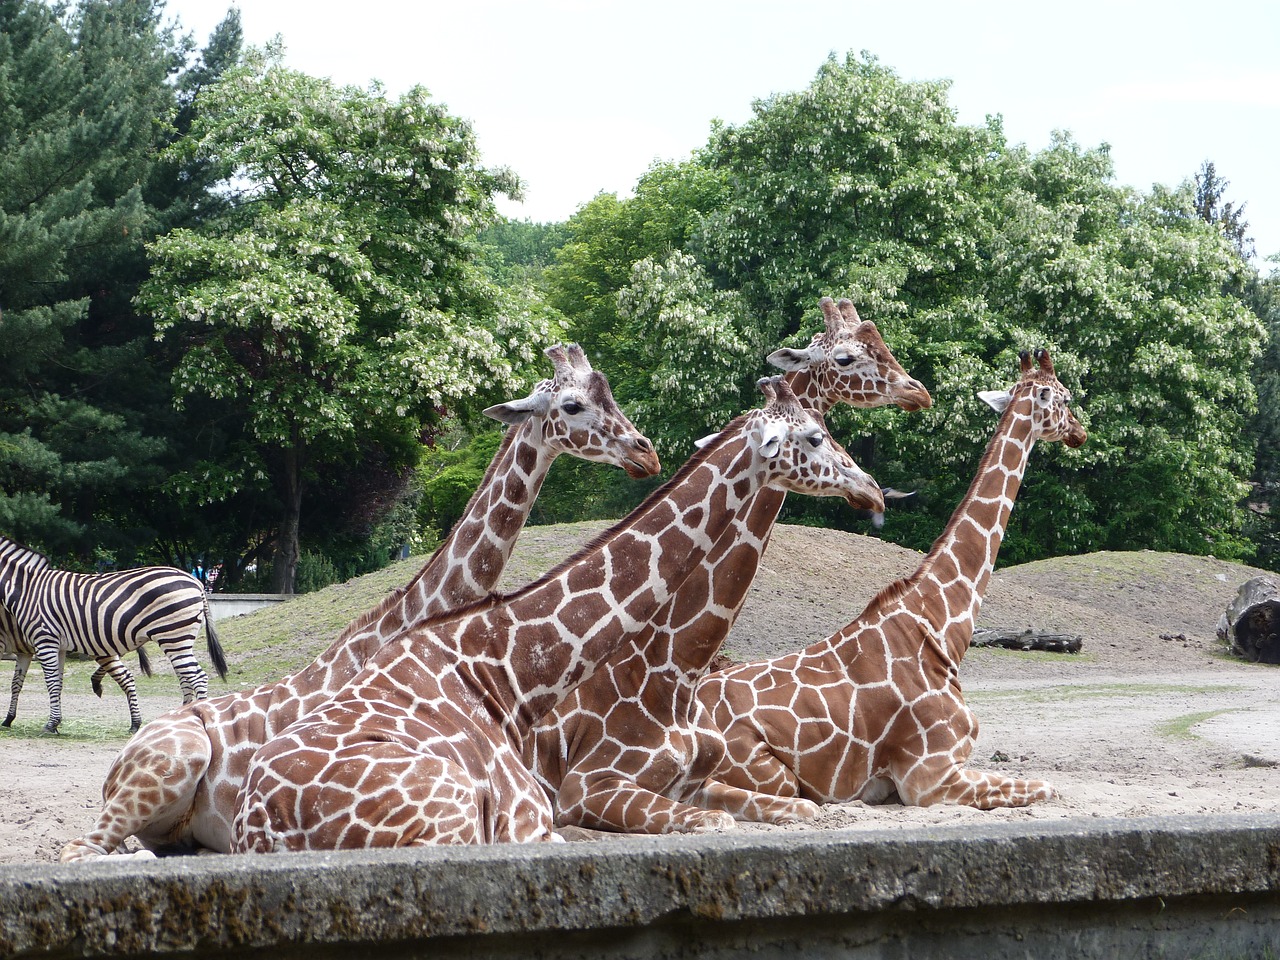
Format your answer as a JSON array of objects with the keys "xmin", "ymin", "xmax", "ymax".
[{"xmin": 160, "ymin": 0, "xmax": 1279, "ymax": 269}]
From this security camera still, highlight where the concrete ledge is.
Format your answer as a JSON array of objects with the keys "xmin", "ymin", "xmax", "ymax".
[
  {"xmin": 2, "ymin": 815, "xmax": 1279, "ymax": 959},
  {"xmin": 207, "ymin": 594, "xmax": 292, "ymax": 621}
]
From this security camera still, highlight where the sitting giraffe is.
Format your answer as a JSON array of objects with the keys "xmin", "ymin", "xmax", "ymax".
[
  {"xmin": 694, "ymin": 349, "xmax": 1086, "ymax": 815},
  {"xmin": 527, "ymin": 297, "xmax": 933, "ymax": 834},
  {"xmin": 62, "ymin": 344, "xmax": 660, "ymax": 860},
  {"xmin": 229, "ymin": 378, "xmax": 884, "ymax": 850}
]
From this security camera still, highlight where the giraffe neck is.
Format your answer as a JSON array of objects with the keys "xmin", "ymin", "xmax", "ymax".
[
  {"xmin": 285, "ymin": 424, "xmax": 555, "ymax": 688},
  {"xmin": 385, "ymin": 424, "xmax": 555, "ymax": 623},
  {"xmin": 838, "ymin": 394, "xmax": 1037, "ymax": 669},
  {"xmin": 783, "ymin": 370, "xmax": 832, "ymax": 415},
  {"xmin": 454, "ymin": 428, "xmax": 763, "ymax": 731}
]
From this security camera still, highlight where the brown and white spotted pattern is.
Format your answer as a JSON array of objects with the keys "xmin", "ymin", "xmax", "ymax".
[
  {"xmin": 527, "ymin": 298, "xmax": 933, "ymax": 834},
  {"xmin": 228, "ymin": 378, "xmax": 884, "ymax": 850},
  {"xmin": 696, "ymin": 349, "xmax": 1086, "ymax": 815},
  {"xmin": 61, "ymin": 345, "xmax": 660, "ymax": 861}
]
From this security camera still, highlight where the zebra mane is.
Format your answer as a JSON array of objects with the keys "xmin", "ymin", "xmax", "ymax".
[{"xmin": 0, "ymin": 536, "xmax": 52, "ymax": 573}]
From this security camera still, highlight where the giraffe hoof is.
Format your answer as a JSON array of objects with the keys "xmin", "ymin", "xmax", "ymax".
[{"xmin": 677, "ymin": 811, "xmax": 737, "ymax": 833}]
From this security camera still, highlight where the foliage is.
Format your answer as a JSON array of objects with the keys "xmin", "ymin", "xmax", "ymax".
[
  {"xmin": 140, "ymin": 50, "xmax": 560, "ymax": 591},
  {"xmin": 537, "ymin": 51, "xmax": 1264, "ymax": 565},
  {"xmin": 0, "ymin": 0, "xmax": 240, "ymax": 560}
]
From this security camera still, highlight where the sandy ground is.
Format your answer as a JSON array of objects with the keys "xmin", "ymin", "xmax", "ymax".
[{"xmin": 2, "ymin": 528, "xmax": 1279, "ymax": 863}]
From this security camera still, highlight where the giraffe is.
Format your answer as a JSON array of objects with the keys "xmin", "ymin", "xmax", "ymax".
[
  {"xmin": 694, "ymin": 349, "xmax": 1087, "ymax": 815},
  {"xmin": 527, "ymin": 297, "xmax": 934, "ymax": 834},
  {"xmin": 60, "ymin": 344, "xmax": 660, "ymax": 860},
  {"xmin": 228, "ymin": 378, "xmax": 885, "ymax": 850}
]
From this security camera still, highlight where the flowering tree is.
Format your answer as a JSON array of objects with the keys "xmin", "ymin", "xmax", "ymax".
[{"xmin": 139, "ymin": 51, "xmax": 558, "ymax": 592}]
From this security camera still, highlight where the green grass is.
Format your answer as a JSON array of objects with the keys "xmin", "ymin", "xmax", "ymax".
[{"xmin": 1155, "ymin": 709, "xmax": 1231, "ymax": 741}]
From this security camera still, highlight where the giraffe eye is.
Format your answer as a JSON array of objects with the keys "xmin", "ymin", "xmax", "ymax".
[
  {"xmin": 834, "ymin": 354, "xmax": 854, "ymax": 367},
  {"xmin": 562, "ymin": 401, "xmax": 583, "ymax": 415},
  {"xmin": 807, "ymin": 433, "xmax": 824, "ymax": 448}
]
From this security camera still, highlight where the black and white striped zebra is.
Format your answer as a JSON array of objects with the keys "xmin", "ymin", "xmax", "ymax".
[
  {"xmin": 0, "ymin": 537, "xmax": 228, "ymax": 733},
  {"xmin": 1, "ymin": 600, "xmax": 157, "ymax": 732}
]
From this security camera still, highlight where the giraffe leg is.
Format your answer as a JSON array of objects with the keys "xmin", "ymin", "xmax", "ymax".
[
  {"xmin": 690, "ymin": 778, "xmax": 820, "ymax": 824},
  {"xmin": 3, "ymin": 652, "xmax": 31, "ymax": 727},
  {"xmin": 233, "ymin": 738, "xmax": 485, "ymax": 852},
  {"xmin": 896, "ymin": 757, "xmax": 1056, "ymax": 809},
  {"xmin": 560, "ymin": 772, "xmax": 736, "ymax": 834},
  {"xmin": 60, "ymin": 712, "xmax": 213, "ymax": 861}
]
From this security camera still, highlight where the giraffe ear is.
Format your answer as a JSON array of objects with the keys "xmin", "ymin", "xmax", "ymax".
[
  {"xmin": 483, "ymin": 393, "xmax": 551, "ymax": 425},
  {"xmin": 693, "ymin": 432, "xmax": 721, "ymax": 449},
  {"xmin": 978, "ymin": 389, "xmax": 1012, "ymax": 414},
  {"xmin": 767, "ymin": 346, "xmax": 817, "ymax": 372}
]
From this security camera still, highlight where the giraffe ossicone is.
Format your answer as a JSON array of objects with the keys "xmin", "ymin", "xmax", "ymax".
[
  {"xmin": 527, "ymin": 298, "xmax": 932, "ymax": 836},
  {"xmin": 695, "ymin": 347, "xmax": 1086, "ymax": 817},
  {"xmin": 228, "ymin": 377, "xmax": 883, "ymax": 851},
  {"xmin": 60, "ymin": 345, "xmax": 658, "ymax": 861}
]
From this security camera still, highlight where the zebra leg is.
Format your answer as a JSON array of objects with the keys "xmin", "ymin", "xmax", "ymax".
[
  {"xmin": 3, "ymin": 652, "xmax": 32, "ymax": 727},
  {"xmin": 157, "ymin": 635, "xmax": 209, "ymax": 704},
  {"xmin": 96, "ymin": 657, "xmax": 143, "ymax": 733},
  {"xmin": 32, "ymin": 640, "xmax": 66, "ymax": 734}
]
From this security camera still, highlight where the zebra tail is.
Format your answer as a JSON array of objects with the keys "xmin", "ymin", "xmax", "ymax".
[
  {"xmin": 203, "ymin": 598, "xmax": 229, "ymax": 680},
  {"xmin": 136, "ymin": 645, "xmax": 153, "ymax": 677}
]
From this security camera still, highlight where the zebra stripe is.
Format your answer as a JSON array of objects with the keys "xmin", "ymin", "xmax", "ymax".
[{"xmin": 0, "ymin": 537, "xmax": 228, "ymax": 734}]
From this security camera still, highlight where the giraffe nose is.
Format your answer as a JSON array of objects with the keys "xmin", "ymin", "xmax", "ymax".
[
  {"xmin": 896, "ymin": 377, "xmax": 933, "ymax": 411},
  {"xmin": 623, "ymin": 436, "xmax": 662, "ymax": 477}
]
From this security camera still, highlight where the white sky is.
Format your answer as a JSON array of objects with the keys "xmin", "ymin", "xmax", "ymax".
[{"xmin": 161, "ymin": 0, "xmax": 1280, "ymax": 268}]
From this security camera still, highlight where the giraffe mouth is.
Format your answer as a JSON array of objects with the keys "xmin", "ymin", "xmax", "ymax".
[
  {"xmin": 893, "ymin": 380, "xmax": 933, "ymax": 412},
  {"xmin": 622, "ymin": 451, "xmax": 662, "ymax": 478}
]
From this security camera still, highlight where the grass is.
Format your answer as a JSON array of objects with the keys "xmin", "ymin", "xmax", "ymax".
[
  {"xmin": 1155, "ymin": 709, "xmax": 1231, "ymax": 741},
  {"xmin": 968, "ymin": 682, "xmax": 1237, "ymax": 705}
]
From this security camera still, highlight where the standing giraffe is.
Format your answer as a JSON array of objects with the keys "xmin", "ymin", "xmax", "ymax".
[
  {"xmin": 696, "ymin": 349, "xmax": 1086, "ymax": 814},
  {"xmin": 527, "ymin": 297, "xmax": 933, "ymax": 834},
  {"xmin": 61, "ymin": 345, "xmax": 660, "ymax": 860},
  {"xmin": 229, "ymin": 378, "xmax": 884, "ymax": 850}
]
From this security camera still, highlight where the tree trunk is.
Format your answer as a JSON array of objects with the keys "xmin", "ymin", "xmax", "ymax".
[
  {"xmin": 972, "ymin": 627, "xmax": 1083, "ymax": 654},
  {"xmin": 272, "ymin": 444, "xmax": 303, "ymax": 595},
  {"xmin": 1216, "ymin": 576, "xmax": 1280, "ymax": 664}
]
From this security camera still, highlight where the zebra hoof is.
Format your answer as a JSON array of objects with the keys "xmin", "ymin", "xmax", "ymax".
[
  {"xmin": 42, "ymin": 722, "xmax": 60, "ymax": 735},
  {"xmin": 1, "ymin": 716, "xmax": 13, "ymax": 728}
]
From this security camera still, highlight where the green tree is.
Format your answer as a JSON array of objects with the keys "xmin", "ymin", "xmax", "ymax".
[
  {"xmin": 554, "ymin": 52, "xmax": 1263, "ymax": 563},
  {"xmin": 0, "ymin": 0, "xmax": 240, "ymax": 560},
  {"xmin": 139, "ymin": 50, "xmax": 559, "ymax": 592}
]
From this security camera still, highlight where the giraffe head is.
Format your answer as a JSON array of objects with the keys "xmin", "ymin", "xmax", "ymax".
[
  {"xmin": 751, "ymin": 376, "xmax": 885, "ymax": 512},
  {"xmin": 979, "ymin": 348, "xmax": 1088, "ymax": 447},
  {"xmin": 767, "ymin": 297, "xmax": 932, "ymax": 413},
  {"xmin": 484, "ymin": 344, "xmax": 661, "ymax": 479}
]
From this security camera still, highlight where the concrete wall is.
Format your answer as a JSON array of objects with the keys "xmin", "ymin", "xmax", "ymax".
[
  {"xmin": 207, "ymin": 594, "xmax": 292, "ymax": 621},
  {"xmin": 3, "ymin": 815, "xmax": 1279, "ymax": 959}
]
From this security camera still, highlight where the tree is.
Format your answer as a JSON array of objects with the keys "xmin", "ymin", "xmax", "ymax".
[
  {"xmin": 1194, "ymin": 160, "xmax": 1254, "ymax": 262},
  {"xmin": 541, "ymin": 52, "xmax": 1263, "ymax": 563},
  {"xmin": 139, "ymin": 51, "xmax": 560, "ymax": 592},
  {"xmin": 0, "ymin": 0, "xmax": 240, "ymax": 561}
]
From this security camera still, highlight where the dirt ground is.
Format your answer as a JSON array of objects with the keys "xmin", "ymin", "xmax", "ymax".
[{"xmin": 2, "ymin": 525, "xmax": 1278, "ymax": 864}]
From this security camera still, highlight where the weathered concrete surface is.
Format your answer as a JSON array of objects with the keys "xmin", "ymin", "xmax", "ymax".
[{"xmin": 3, "ymin": 815, "xmax": 1279, "ymax": 959}]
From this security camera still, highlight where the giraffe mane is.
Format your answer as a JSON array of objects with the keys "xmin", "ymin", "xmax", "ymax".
[
  {"xmin": 857, "ymin": 378, "xmax": 1034, "ymax": 618},
  {"xmin": 326, "ymin": 429, "xmax": 526, "ymax": 647}
]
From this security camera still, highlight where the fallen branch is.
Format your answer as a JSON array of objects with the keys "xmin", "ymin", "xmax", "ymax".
[{"xmin": 972, "ymin": 627, "xmax": 1083, "ymax": 654}]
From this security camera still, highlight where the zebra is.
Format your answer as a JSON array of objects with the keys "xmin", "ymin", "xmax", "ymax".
[
  {"xmin": 2, "ymin": 600, "xmax": 158, "ymax": 732},
  {"xmin": 0, "ymin": 536, "xmax": 228, "ymax": 733}
]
